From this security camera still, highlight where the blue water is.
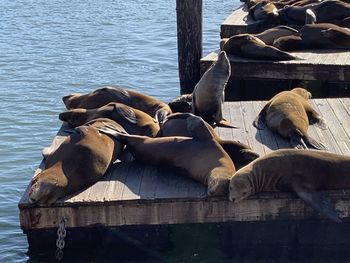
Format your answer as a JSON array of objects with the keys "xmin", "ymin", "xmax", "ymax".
[{"xmin": 0, "ymin": 0, "xmax": 239, "ymax": 262}]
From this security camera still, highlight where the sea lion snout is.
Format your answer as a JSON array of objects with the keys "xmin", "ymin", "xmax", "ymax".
[
  {"xmin": 229, "ymin": 175, "xmax": 252, "ymax": 202},
  {"xmin": 62, "ymin": 93, "xmax": 81, "ymax": 109}
]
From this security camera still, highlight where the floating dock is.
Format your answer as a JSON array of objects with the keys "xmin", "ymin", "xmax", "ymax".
[{"xmin": 19, "ymin": 98, "xmax": 350, "ymax": 233}]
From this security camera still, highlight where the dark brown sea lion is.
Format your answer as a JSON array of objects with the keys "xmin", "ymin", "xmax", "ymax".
[
  {"xmin": 222, "ymin": 34, "xmax": 300, "ymax": 61},
  {"xmin": 159, "ymin": 113, "xmax": 260, "ymax": 167},
  {"xmin": 59, "ymin": 102, "xmax": 160, "ymax": 137},
  {"xmin": 62, "ymin": 86, "xmax": 172, "ymax": 123},
  {"xmin": 253, "ymin": 88, "xmax": 327, "ymax": 150},
  {"xmin": 191, "ymin": 51, "xmax": 236, "ymax": 128},
  {"xmin": 29, "ymin": 118, "xmax": 125, "ymax": 205},
  {"xmin": 99, "ymin": 115, "xmax": 236, "ymax": 196},
  {"xmin": 168, "ymin": 94, "xmax": 192, "ymax": 113},
  {"xmin": 229, "ymin": 149, "xmax": 350, "ymax": 222},
  {"xmin": 274, "ymin": 23, "xmax": 350, "ymax": 51}
]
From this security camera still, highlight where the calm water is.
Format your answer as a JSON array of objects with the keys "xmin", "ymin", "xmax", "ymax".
[{"xmin": 0, "ymin": 0, "xmax": 239, "ymax": 262}]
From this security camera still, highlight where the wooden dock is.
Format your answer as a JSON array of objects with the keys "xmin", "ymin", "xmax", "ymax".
[
  {"xmin": 19, "ymin": 98, "xmax": 350, "ymax": 232},
  {"xmin": 221, "ymin": 5, "xmax": 249, "ymax": 38}
]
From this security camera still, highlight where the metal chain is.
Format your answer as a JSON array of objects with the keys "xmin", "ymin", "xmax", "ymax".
[{"xmin": 55, "ymin": 218, "xmax": 66, "ymax": 261}]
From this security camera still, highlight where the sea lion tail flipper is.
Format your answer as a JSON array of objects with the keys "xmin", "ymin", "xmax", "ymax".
[
  {"xmin": 216, "ymin": 119, "xmax": 239, "ymax": 129},
  {"xmin": 290, "ymin": 134, "xmax": 308, "ymax": 149},
  {"xmin": 309, "ymin": 115, "xmax": 328, "ymax": 130},
  {"xmin": 304, "ymin": 135, "xmax": 328, "ymax": 151},
  {"xmin": 186, "ymin": 115, "xmax": 214, "ymax": 140},
  {"xmin": 253, "ymin": 105, "xmax": 267, "ymax": 129},
  {"xmin": 155, "ymin": 108, "xmax": 168, "ymax": 124},
  {"xmin": 293, "ymin": 183, "xmax": 341, "ymax": 223}
]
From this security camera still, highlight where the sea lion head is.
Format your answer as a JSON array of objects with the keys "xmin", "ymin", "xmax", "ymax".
[
  {"xmin": 216, "ymin": 51, "xmax": 231, "ymax": 77},
  {"xmin": 59, "ymin": 108, "xmax": 89, "ymax": 127},
  {"xmin": 229, "ymin": 173, "xmax": 253, "ymax": 202},
  {"xmin": 291, "ymin": 87, "xmax": 312, "ymax": 99},
  {"xmin": 29, "ymin": 172, "xmax": 65, "ymax": 205},
  {"xmin": 62, "ymin": 93, "xmax": 82, "ymax": 109}
]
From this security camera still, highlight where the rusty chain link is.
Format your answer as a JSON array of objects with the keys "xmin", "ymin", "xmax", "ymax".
[{"xmin": 55, "ymin": 218, "xmax": 66, "ymax": 261}]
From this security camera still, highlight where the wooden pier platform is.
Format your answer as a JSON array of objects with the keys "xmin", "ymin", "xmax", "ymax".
[
  {"xmin": 221, "ymin": 5, "xmax": 249, "ymax": 38},
  {"xmin": 19, "ymin": 98, "xmax": 350, "ymax": 233}
]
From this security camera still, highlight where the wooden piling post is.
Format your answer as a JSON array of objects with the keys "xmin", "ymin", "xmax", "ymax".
[{"xmin": 176, "ymin": 0, "xmax": 203, "ymax": 94}]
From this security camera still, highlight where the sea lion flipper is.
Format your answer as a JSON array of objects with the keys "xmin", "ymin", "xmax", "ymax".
[
  {"xmin": 186, "ymin": 115, "xmax": 214, "ymax": 140},
  {"xmin": 309, "ymin": 115, "xmax": 328, "ymax": 130},
  {"xmin": 168, "ymin": 101, "xmax": 192, "ymax": 113},
  {"xmin": 253, "ymin": 106, "xmax": 267, "ymax": 130},
  {"xmin": 216, "ymin": 119, "xmax": 239, "ymax": 129},
  {"xmin": 290, "ymin": 134, "xmax": 308, "ymax": 149},
  {"xmin": 113, "ymin": 105, "xmax": 138, "ymax": 124},
  {"xmin": 304, "ymin": 135, "xmax": 328, "ymax": 151},
  {"xmin": 293, "ymin": 184, "xmax": 341, "ymax": 223}
]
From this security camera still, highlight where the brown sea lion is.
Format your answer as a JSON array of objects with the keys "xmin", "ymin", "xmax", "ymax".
[
  {"xmin": 168, "ymin": 94, "xmax": 192, "ymax": 113},
  {"xmin": 99, "ymin": 115, "xmax": 236, "ymax": 196},
  {"xmin": 62, "ymin": 86, "xmax": 172, "ymax": 123},
  {"xmin": 220, "ymin": 26, "xmax": 298, "ymax": 48},
  {"xmin": 274, "ymin": 21, "xmax": 350, "ymax": 51},
  {"xmin": 229, "ymin": 149, "xmax": 350, "ymax": 222},
  {"xmin": 159, "ymin": 113, "xmax": 260, "ymax": 167},
  {"xmin": 29, "ymin": 118, "xmax": 125, "ymax": 205},
  {"xmin": 253, "ymin": 88, "xmax": 327, "ymax": 150},
  {"xmin": 191, "ymin": 51, "xmax": 236, "ymax": 128},
  {"xmin": 59, "ymin": 102, "xmax": 160, "ymax": 137},
  {"xmin": 248, "ymin": 0, "xmax": 279, "ymax": 21},
  {"xmin": 222, "ymin": 34, "xmax": 300, "ymax": 61}
]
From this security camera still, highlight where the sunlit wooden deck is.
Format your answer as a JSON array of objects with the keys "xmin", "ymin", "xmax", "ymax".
[
  {"xmin": 201, "ymin": 50, "xmax": 350, "ymax": 82},
  {"xmin": 19, "ymin": 98, "xmax": 350, "ymax": 232}
]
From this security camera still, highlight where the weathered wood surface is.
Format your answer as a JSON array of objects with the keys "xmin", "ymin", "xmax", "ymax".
[
  {"xmin": 176, "ymin": 0, "xmax": 203, "ymax": 94},
  {"xmin": 19, "ymin": 99, "xmax": 350, "ymax": 230},
  {"xmin": 221, "ymin": 5, "xmax": 250, "ymax": 38},
  {"xmin": 201, "ymin": 50, "xmax": 350, "ymax": 82}
]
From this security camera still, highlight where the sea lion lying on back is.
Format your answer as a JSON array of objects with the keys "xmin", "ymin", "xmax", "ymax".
[
  {"xmin": 254, "ymin": 88, "xmax": 327, "ymax": 150},
  {"xmin": 222, "ymin": 34, "xmax": 300, "ymax": 61},
  {"xmin": 191, "ymin": 51, "xmax": 236, "ymax": 128},
  {"xmin": 159, "ymin": 113, "xmax": 259, "ymax": 167},
  {"xmin": 62, "ymin": 86, "xmax": 172, "ymax": 123},
  {"xmin": 99, "ymin": 115, "xmax": 236, "ymax": 196},
  {"xmin": 229, "ymin": 149, "xmax": 350, "ymax": 222},
  {"xmin": 59, "ymin": 102, "xmax": 160, "ymax": 137},
  {"xmin": 29, "ymin": 118, "xmax": 125, "ymax": 205}
]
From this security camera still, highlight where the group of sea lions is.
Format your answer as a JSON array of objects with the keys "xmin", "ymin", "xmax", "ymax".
[
  {"xmin": 220, "ymin": 0, "xmax": 350, "ymax": 60},
  {"xmin": 28, "ymin": 50, "xmax": 350, "ymax": 222}
]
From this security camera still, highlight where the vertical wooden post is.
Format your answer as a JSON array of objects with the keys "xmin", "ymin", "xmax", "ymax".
[{"xmin": 176, "ymin": 0, "xmax": 203, "ymax": 94}]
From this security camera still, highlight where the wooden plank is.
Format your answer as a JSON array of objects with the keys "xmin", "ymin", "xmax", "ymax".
[
  {"xmin": 311, "ymin": 100, "xmax": 342, "ymax": 154},
  {"xmin": 201, "ymin": 51, "xmax": 350, "ymax": 81},
  {"xmin": 19, "ymin": 190, "xmax": 350, "ymax": 230}
]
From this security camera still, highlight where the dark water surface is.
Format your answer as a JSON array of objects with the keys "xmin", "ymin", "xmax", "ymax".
[{"xmin": 0, "ymin": 0, "xmax": 240, "ymax": 262}]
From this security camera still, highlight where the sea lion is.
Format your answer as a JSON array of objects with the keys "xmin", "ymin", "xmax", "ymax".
[
  {"xmin": 222, "ymin": 34, "xmax": 300, "ymax": 61},
  {"xmin": 220, "ymin": 26, "xmax": 298, "ymax": 48},
  {"xmin": 253, "ymin": 88, "xmax": 327, "ymax": 150},
  {"xmin": 168, "ymin": 94, "xmax": 192, "ymax": 113},
  {"xmin": 274, "ymin": 23, "xmax": 350, "ymax": 51},
  {"xmin": 29, "ymin": 118, "xmax": 125, "ymax": 205},
  {"xmin": 159, "ymin": 113, "xmax": 260, "ymax": 167},
  {"xmin": 99, "ymin": 115, "xmax": 236, "ymax": 196},
  {"xmin": 248, "ymin": 0, "xmax": 279, "ymax": 21},
  {"xmin": 191, "ymin": 51, "xmax": 236, "ymax": 128},
  {"xmin": 62, "ymin": 86, "xmax": 172, "ymax": 123},
  {"xmin": 229, "ymin": 149, "xmax": 350, "ymax": 222},
  {"xmin": 59, "ymin": 102, "xmax": 160, "ymax": 137}
]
